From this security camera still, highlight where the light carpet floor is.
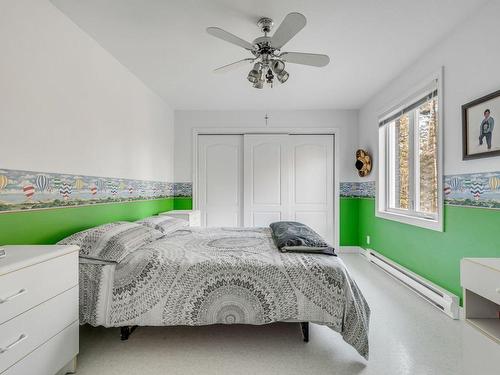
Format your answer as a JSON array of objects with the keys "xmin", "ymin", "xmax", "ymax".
[{"xmin": 77, "ymin": 253, "xmax": 498, "ymax": 375}]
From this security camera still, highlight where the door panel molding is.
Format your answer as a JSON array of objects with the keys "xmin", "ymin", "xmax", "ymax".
[
  {"xmin": 197, "ymin": 135, "xmax": 243, "ymax": 227},
  {"xmin": 244, "ymin": 134, "xmax": 290, "ymax": 228},
  {"xmin": 293, "ymin": 143, "xmax": 329, "ymax": 205},
  {"xmin": 289, "ymin": 135, "xmax": 334, "ymax": 243}
]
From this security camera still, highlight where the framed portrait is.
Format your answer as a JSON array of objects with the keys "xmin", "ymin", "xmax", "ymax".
[{"xmin": 462, "ymin": 89, "xmax": 500, "ymax": 160}]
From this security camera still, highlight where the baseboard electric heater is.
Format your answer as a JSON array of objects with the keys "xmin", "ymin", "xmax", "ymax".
[{"xmin": 364, "ymin": 249, "xmax": 459, "ymax": 319}]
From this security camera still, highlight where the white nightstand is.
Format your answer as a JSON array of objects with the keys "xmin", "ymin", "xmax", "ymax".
[
  {"xmin": 161, "ymin": 210, "xmax": 201, "ymax": 227},
  {"xmin": 461, "ymin": 258, "xmax": 500, "ymax": 374},
  {"xmin": 0, "ymin": 245, "xmax": 79, "ymax": 375},
  {"xmin": 461, "ymin": 258, "xmax": 500, "ymax": 343}
]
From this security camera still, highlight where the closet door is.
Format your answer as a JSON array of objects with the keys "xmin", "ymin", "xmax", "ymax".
[
  {"xmin": 197, "ymin": 135, "xmax": 243, "ymax": 227},
  {"xmin": 243, "ymin": 135, "xmax": 289, "ymax": 227},
  {"xmin": 288, "ymin": 135, "xmax": 334, "ymax": 244}
]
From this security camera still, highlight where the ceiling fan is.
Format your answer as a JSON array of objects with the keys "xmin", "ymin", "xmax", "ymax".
[{"xmin": 207, "ymin": 12, "xmax": 330, "ymax": 89}]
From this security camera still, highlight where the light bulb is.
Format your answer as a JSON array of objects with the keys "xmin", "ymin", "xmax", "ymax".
[
  {"xmin": 253, "ymin": 79, "xmax": 264, "ymax": 89},
  {"xmin": 277, "ymin": 70, "xmax": 289, "ymax": 84},
  {"xmin": 272, "ymin": 60, "xmax": 285, "ymax": 74}
]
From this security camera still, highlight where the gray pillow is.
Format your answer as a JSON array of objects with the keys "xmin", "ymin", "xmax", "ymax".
[
  {"xmin": 58, "ymin": 221, "xmax": 163, "ymax": 262},
  {"xmin": 136, "ymin": 215, "xmax": 188, "ymax": 235},
  {"xmin": 269, "ymin": 221, "xmax": 335, "ymax": 255}
]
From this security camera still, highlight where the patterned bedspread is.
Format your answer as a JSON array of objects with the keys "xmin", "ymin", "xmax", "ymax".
[{"xmin": 79, "ymin": 227, "xmax": 370, "ymax": 358}]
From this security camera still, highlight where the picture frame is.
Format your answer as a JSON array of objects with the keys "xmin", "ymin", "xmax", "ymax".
[{"xmin": 462, "ymin": 89, "xmax": 500, "ymax": 160}]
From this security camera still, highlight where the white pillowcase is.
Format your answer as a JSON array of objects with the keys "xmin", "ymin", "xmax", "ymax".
[
  {"xmin": 136, "ymin": 215, "xmax": 188, "ymax": 235},
  {"xmin": 58, "ymin": 221, "xmax": 163, "ymax": 262}
]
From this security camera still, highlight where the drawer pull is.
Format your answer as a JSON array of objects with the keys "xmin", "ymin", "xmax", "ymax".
[
  {"xmin": 0, "ymin": 334, "xmax": 27, "ymax": 354},
  {"xmin": 0, "ymin": 288, "xmax": 27, "ymax": 304}
]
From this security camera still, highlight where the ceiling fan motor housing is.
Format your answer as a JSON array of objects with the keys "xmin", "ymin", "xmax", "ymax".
[{"xmin": 257, "ymin": 17, "xmax": 274, "ymax": 34}]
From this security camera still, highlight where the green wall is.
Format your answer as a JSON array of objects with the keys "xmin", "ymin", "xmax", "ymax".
[
  {"xmin": 0, "ymin": 198, "xmax": 174, "ymax": 245},
  {"xmin": 340, "ymin": 198, "xmax": 359, "ymax": 246},
  {"xmin": 355, "ymin": 198, "xmax": 500, "ymax": 300},
  {"xmin": 173, "ymin": 197, "xmax": 193, "ymax": 210},
  {"xmin": 0, "ymin": 197, "xmax": 191, "ymax": 245}
]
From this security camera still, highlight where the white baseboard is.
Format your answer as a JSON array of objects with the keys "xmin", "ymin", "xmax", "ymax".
[
  {"xmin": 363, "ymin": 248, "xmax": 459, "ymax": 319},
  {"xmin": 359, "ymin": 247, "xmax": 369, "ymax": 258},
  {"xmin": 338, "ymin": 246, "xmax": 364, "ymax": 254},
  {"xmin": 338, "ymin": 246, "xmax": 369, "ymax": 259},
  {"xmin": 340, "ymin": 246, "xmax": 462, "ymax": 319}
]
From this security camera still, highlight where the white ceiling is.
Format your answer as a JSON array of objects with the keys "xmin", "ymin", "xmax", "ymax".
[{"xmin": 52, "ymin": 0, "xmax": 486, "ymax": 110}]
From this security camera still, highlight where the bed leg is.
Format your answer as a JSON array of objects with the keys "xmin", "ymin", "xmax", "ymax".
[
  {"xmin": 120, "ymin": 326, "xmax": 137, "ymax": 341},
  {"xmin": 300, "ymin": 322, "xmax": 309, "ymax": 342}
]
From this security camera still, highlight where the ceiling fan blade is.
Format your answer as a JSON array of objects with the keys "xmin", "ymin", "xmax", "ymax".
[
  {"xmin": 270, "ymin": 13, "xmax": 307, "ymax": 49},
  {"xmin": 280, "ymin": 52, "xmax": 330, "ymax": 67},
  {"xmin": 214, "ymin": 58, "xmax": 256, "ymax": 74},
  {"xmin": 207, "ymin": 27, "xmax": 255, "ymax": 51}
]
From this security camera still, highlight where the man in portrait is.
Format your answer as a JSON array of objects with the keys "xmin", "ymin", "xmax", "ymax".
[{"xmin": 479, "ymin": 109, "xmax": 495, "ymax": 149}]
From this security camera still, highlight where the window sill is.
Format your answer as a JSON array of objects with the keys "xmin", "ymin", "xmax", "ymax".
[{"xmin": 375, "ymin": 209, "xmax": 443, "ymax": 232}]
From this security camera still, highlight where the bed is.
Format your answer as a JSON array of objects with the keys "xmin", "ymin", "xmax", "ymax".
[{"xmin": 62, "ymin": 220, "xmax": 370, "ymax": 359}]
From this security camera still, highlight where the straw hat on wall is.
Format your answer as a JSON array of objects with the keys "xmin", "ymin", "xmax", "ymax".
[{"xmin": 355, "ymin": 149, "xmax": 372, "ymax": 177}]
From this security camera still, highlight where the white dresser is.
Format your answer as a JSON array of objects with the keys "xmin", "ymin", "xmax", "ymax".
[
  {"xmin": 0, "ymin": 246, "xmax": 79, "ymax": 375},
  {"xmin": 161, "ymin": 210, "xmax": 201, "ymax": 227}
]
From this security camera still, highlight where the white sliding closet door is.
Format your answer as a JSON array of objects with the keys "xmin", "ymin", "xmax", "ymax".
[
  {"xmin": 243, "ymin": 134, "xmax": 334, "ymax": 243},
  {"xmin": 197, "ymin": 135, "xmax": 243, "ymax": 227},
  {"xmin": 243, "ymin": 135, "xmax": 290, "ymax": 227},
  {"xmin": 197, "ymin": 133, "xmax": 335, "ymax": 244},
  {"xmin": 289, "ymin": 135, "xmax": 334, "ymax": 244}
]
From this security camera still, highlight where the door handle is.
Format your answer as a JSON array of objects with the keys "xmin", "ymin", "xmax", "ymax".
[
  {"xmin": 0, "ymin": 288, "xmax": 27, "ymax": 304},
  {"xmin": 0, "ymin": 334, "xmax": 28, "ymax": 354}
]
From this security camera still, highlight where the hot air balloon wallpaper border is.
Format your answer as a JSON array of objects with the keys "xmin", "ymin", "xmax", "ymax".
[
  {"xmin": 0, "ymin": 168, "xmax": 192, "ymax": 213},
  {"xmin": 444, "ymin": 171, "xmax": 500, "ymax": 208},
  {"xmin": 0, "ymin": 168, "xmax": 499, "ymax": 212},
  {"xmin": 338, "ymin": 172, "xmax": 500, "ymax": 209},
  {"xmin": 339, "ymin": 182, "xmax": 376, "ymax": 198}
]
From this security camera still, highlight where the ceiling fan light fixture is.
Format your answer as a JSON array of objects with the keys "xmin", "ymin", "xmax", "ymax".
[
  {"xmin": 253, "ymin": 79, "xmax": 264, "ymax": 89},
  {"xmin": 271, "ymin": 60, "xmax": 285, "ymax": 74},
  {"xmin": 247, "ymin": 70, "xmax": 258, "ymax": 83},
  {"xmin": 247, "ymin": 63, "xmax": 262, "ymax": 83},
  {"xmin": 277, "ymin": 70, "xmax": 289, "ymax": 84}
]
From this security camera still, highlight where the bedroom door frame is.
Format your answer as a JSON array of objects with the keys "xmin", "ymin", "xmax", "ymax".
[{"xmin": 192, "ymin": 127, "xmax": 340, "ymax": 250}]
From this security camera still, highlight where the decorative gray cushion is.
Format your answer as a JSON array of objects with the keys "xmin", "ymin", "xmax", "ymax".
[
  {"xmin": 136, "ymin": 215, "xmax": 188, "ymax": 235},
  {"xmin": 58, "ymin": 221, "xmax": 163, "ymax": 262},
  {"xmin": 269, "ymin": 221, "xmax": 335, "ymax": 255}
]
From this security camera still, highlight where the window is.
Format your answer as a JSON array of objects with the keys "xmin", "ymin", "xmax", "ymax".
[{"xmin": 377, "ymin": 75, "xmax": 443, "ymax": 231}]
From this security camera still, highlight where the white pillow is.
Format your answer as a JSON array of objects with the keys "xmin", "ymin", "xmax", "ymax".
[
  {"xmin": 58, "ymin": 221, "xmax": 163, "ymax": 262},
  {"xmin": 136, "ymin": 215, "xmax": 188, "ymax": 235}
]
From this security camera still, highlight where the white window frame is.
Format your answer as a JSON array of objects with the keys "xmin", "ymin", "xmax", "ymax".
[{"xmin": 376, "ymin": 68, "xmax": 444, "ymax": 232}]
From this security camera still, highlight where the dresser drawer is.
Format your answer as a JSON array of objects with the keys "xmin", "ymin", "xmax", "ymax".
[
  {"xmin": 2, "ymin": 321, "xmax": 78, "ymax": 375},
  {"xmin": 0, "ymin": 286, "xmax": 78, "ymax": 373},
  {"xmin": 0, "ymin": 252, "xmax": 78, "ymax": 325},
  {"xmin": 461, "ymin": 259, "xmax": 500, "ymax": 305}
]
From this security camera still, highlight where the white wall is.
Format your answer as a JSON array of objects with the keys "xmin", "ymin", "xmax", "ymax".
[
  {"xmin": 0, "ymin": 0, "xmax": 174, "ymax": 182},
  {"xmin": 358, "ymin": 0, "xmax": 500, "ymax": 179},
  {"xmin": 174, "ymin": 110, "xmax": 359, "ymax": 183}
]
